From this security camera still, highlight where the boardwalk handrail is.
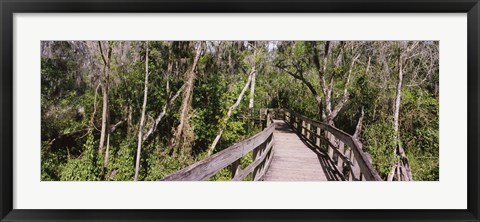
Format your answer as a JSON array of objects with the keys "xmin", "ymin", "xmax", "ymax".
[
  {"xmin": 161, "ymin": 115, "xmax": 275, "ymax": 181},
  {"xmin": 282, "ymin": 109, "xmax": 382, "ymax": 181}
]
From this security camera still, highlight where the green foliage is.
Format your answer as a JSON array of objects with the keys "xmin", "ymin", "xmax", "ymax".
[
  {"xmin": 41, "ymin": 41, "xmax": 439, "ymax": 181},
  {"xmin": 408, "ymin": 153, "xmax": 439, "ymax": 181},
  {"xmin": 60, "ymin": 132, "xmax": 102, "ymax": 181},
  {"xmin": 363, "ymin": 120, "xmax": 397, "ymax": 179},
  {"xmin": 143, "ymin": 151, "xmax": 196, "ymax": 181},
  {"xmin": 399, "ymin": 88, "xmax": 439, "ymax": 181},
  {"xmin": 108, "ymin": 139, "xmax": 136, "ymax": 180},
  {"xmin": 41, "ymin": 142, "xmax": 65, "ymax": 181},
  {"xmin": 191, "ymin": 71, "xmax": 228, "ymax": 153}
]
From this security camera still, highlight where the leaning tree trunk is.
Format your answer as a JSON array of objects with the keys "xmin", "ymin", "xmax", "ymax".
[
  {"xmin": 142, "ymin": 82, "xmax": 186, "ymax": 142},
  {"xmin": 208, "ymin": 70, "xmax": 255, "ymax": 156},
  {"xmin": 171, "ymin": 43, "xmax": 202, "ymax": 155}
]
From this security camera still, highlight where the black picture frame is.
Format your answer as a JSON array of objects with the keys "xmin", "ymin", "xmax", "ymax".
[{"xmin": 1, "ymin": 0, "xmax": 479, "ymax": 221}]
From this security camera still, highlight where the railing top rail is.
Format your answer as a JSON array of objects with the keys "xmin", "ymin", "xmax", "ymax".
[
  {"xmin": 283, "ymin": 108, "xmax": 382, "ymax": 181},
  {"xmin": 161, "ymin": 119, "xmax": 275, "ymax": 181}
]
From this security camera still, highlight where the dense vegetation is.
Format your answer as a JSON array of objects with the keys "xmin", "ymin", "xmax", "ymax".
[{"xmin": 41, "ymin": 41, "xmax": 439, "ymax": 181}]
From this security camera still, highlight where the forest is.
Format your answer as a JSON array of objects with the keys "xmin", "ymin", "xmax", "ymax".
[{"xmin": 41, "ymin": 41, "xmax": 439, "ymax": 181}]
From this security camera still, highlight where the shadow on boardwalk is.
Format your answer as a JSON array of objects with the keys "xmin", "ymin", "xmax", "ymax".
[{"xmin": 262, "ymin": 120, "xmax": 344, "ymax": 181}]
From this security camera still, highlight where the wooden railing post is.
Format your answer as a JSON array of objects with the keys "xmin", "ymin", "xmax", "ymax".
[
  {"xmin": 301, "ymin": 120, "xmax": 305, "ymax": 136},
  {"xmin": 306, "ymin": 122, "xmax": 311, "ymax": 140},
  {"xmin": 252, "ymin": 141, "xmax": 263, "ymax": 180},
  {"xmin": 231, "ymin": 159, "xmax": 241, "ymax": 179},
  {"xmin": 259, "ymin": 109, "xmax": 262, "ymax": 128},
  {"xmin": 316, "ymin": 126, "xmax": 321, "ymax": 148},
  {"xmin": 294, "ymin": 116, "xmax": 298, "ymax": 130},
  {"xmin": 252, "ymin": 148, "xmax": 258, "ymax": 180},
  {"xmin": 326, "ymin": 132, "xmax": 334, "ymax": 159},
  {"xmin": 336, "ymin": 141, "xmax": 345, "ymax": 168},
  {"xmin": 349, "ymin": 147, "xmax": 361, "ymax": 180},
  {"xmin": 266, "ymin": 111, "xmax": 271, "ymax": 127}
]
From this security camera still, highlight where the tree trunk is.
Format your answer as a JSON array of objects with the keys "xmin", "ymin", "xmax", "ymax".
[
  {"xmin": 389, "ymin": 46, "xmax": 414, "ymax": 181},
  {"xmin": 104, "ymin": 133, "xmax": 110, "ymax": 168},
  {"xmin": 98, "ymin": 41, "xmax": 112, "ymax": 154},
  {"xmin": 143, "ymin": 82, "xmax": 186, "ymax": 142},
  {"xmin": 98, "ymin": 76, "xmax": 109, "ymax": 153},
  {"xmin": 134, "ymin": 42, "xmax": 149, "ymax": 181},
  {"xmin": 249, "ymin": 49, "xmax": 257, "ymax": 130},
  {"xmin": 393, "ymin": 55, "xmax": 403, "ymax": 141},
  {"xmin": 90, "ymin": 84, "xmax": 101, "ymax": 131},
  {"xmin": 172, "ymin": 43, "xmax": 202, "ymax": 155},
  {"xmin": 208, "ymin": 70, "xmax": 255, "ymax": 156},
  {"xmin": 353, "ymin": 107, "xmax": 364, "ymax": 139}
]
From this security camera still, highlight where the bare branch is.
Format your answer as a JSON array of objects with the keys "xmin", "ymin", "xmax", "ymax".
[
  {"xmin": 97, "ymin": 41, "xmax": 108, "ymax": 66},
  {"xmin": 330, "ymin": 53, "xmax": 360, "ymax": 119},
  {"xmin": 276, "ymin": 64, "xmax": 322, "ymax": 106},
  {"xmin": 143, "ymin": 83, "xmax": 186, "ymax": 142},
  {"xmin": 208, "ymin": 70, "xmax": 256, "ymax": 156}
]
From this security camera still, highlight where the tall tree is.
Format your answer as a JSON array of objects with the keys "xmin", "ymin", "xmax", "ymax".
[
  {"xmin": 134, "ymin": 42, "xmax": 150, "ymax": 181},
  {"xmin": 387, "ymin": 41, "xmax": 418, "ymax": 181},
  {"xmin": 97, "ymin": 41, "xmax": 113, "ymax": 156},
  {"xmin": 171, "ymin": 42, "xmax": 203, "ymax": 155},
  {"xmin": 276, "ymin": 41, "xmax": 361, "ymax": 125}
]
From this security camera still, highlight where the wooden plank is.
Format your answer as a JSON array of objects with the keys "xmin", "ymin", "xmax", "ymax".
[
  {"xmin": 263, "ymin": 120, "xmax": 338, "ymax": 181},
  {"xmin": 337, "ymin": 141, "xmax": 345, "ymax": 168},
  {"xmin": 230, "ymin": 159, "xmax": 241, "ymax": 179},
  {"xmin": 301, "ymin": 120, "xmax": 305, "ymax": 136},
  {"xmin": 326, "ymin": 132, "xmax": 334, "ymax": 159},
  {"xmin": 306, "ymin": 122, "xmax": 310, "ymax": 140},
  {"xmin": 232, "ymin": 139, "xmax": 274, "ymax": 181},
  {"xmin": 350, "ymin": 138, "xmax": 382, "ymax": 181},
  {"xmin": 251, "ymin": 138, "xmax": 265, "ymax": 180},
  {"xmin": 258, "ymin": 147, "xmax": 275, "ymax": 180},
  {"xmin": 316, "ymin": 126, "xmax": 321, "ymax": 147},
  {"xmin": 283, "ymin": 109, "xmax": 382, "ymax": 181},
  {"xmin": 161, "ymin": 123, "xmax": 275, "ymax": 181}
]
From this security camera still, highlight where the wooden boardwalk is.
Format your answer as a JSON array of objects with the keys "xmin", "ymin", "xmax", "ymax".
[
  {"xmin": 162, "ymin": 109, "xmax": 382, "ymax": 181},
  {"xmin": 262, "ymin": 120, "xmax": 344, "ymax": 181}
]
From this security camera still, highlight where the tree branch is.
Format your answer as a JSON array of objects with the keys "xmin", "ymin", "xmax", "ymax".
[
  {"xmin": 310, "ymin": 41, "xmax": 329, "ymax": 97},
  {"xmin": 276, "ymin": 64, "xmax": 323, "ymax": 116},
  {"xmin": 143, "ymin": 83, "xmax": 186, "ymax": 142},
  {"xmin": 97, "ymin": 41, "xmax": 108, "ymax": 66},
  {"xmin": 208, "ymin": 70, "xmax": 255, "ymax": 156},
  {"xmin": 330, "ymin": 53, "xmax": 360, "ymax": 119},
  {"xmin": 353, "ymin": 107, "xmax": 364, "ymax": 139}
]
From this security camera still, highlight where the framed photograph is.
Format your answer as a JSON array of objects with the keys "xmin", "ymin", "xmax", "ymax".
[{"xmin": 1, "ymin": 0, "xmax": 479, "ymax": 221}]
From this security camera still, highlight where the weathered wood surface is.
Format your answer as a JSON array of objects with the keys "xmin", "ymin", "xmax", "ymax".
[
  {"xmin": 283, "ymin": 109, "xmax": 382, "ymax": 181},
  {"xmin": 262, "ymin": 120, "xmax": 343, "ymax": 181},
  {"xmin": 161, "ymin": 123, "xmax": 275, "ymax": 181},
  {"xmin": 161, "ymin": 108, "xmax": 381, "ymax": 181}
]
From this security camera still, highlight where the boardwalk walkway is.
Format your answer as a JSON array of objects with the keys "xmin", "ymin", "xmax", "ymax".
[
  {"xmin": 161, "ymin": 109, "xmax": 382, "ymax": 181},
  {"xmin": 262, "ymin": 120, "xmax": 344, "ymax": 181}
]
